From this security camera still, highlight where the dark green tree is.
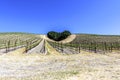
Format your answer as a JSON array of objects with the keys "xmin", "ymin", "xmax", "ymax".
[{"xmin": 47, "ymin": 30, "xmax": 71, "ymax": 41}]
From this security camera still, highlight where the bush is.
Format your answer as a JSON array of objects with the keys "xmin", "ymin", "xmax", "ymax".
[{"xmin": 47, "ymin": 30, "xmax": 71, "ymax": 41}]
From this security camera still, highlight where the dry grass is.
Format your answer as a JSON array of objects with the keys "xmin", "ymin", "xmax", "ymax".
[
  {"xmin": 0, "ymin": 48, "xmax": 120, "ymax": 80},
  {"xmin": 59, "ymin": 34, "xmax": 76, "ymax": 43},
  {"xmin": 1, "ymin": 33, "xmax": 120, "ymax": 80},
  {"xmin": 45, "ymin": 41, "xmax": 60, "ymax": 55}
]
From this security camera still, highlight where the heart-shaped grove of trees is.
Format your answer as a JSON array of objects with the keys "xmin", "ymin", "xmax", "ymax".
[{"xmin": 47, "ymin": 30, "xmax": 71, "ymax": 41}]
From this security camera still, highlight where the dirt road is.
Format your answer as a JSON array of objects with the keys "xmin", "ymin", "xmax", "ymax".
[{"xmin": 27, "ymin": 39, "xmax": 47, "ymax": 54}]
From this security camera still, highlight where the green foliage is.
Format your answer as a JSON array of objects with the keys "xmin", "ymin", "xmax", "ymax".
[{"xmin": 47, "ymin": 30, "xmax": 71, "ymax": 41}]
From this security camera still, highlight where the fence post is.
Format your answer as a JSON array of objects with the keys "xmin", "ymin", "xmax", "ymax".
[
  {"xmin": 61, "ymin": 42, "xmax": 63, "ymax": 53},
  {"xmin": 14, "ymin": 39, "xmax": 17, "ymax": 50},
  {"xmin": 104, "ymin": 42, "xmax": 107, "ymax": 53},
  {"xmin": 8, "ymin": 40, "xmax": 10, "ymax": 52},
  {"xmin": 95, "ymin": 42, "xmax": 97, "ymax": 53},
  {"xmin": 94, "ymin": 45, "xmax": 97, "ymax": 53},
  {"xmin": 25, "ymin": 41, "xmax": 28, "ymax": 53}
]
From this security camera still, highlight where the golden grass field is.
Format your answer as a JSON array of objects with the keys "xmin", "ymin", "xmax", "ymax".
[{"xmin": 0, "ymin": 46, "xmax": 120, "ymax": 80}]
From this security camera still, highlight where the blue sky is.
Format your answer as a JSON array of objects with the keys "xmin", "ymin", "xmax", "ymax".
[{"xmin": 0, "ymin": 0, "xmax": 120, "ymax": 34}]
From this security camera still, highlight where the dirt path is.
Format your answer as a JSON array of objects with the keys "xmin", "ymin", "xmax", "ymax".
[{"xmin": 27, "ymin": 39, "xmax": 47, "ymax": 54}]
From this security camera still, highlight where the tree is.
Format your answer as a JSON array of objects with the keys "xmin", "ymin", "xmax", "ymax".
[{"xmin": 47, "ymin": 30, "xmax": 71, "ymax": 41}]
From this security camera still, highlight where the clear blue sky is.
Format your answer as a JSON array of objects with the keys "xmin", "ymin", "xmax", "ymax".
[{"xmin": 0, "ymin": 0, "xmax": 120, "ymax": 34}]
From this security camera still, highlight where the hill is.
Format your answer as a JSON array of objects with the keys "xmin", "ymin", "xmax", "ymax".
[
  {"xmin": 72, "ymin": 34, "xmax": 120, "ymax": 43},
  {"xmin": 0, "ymin": 32, "xmax": 120, "ymax": 80}
]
